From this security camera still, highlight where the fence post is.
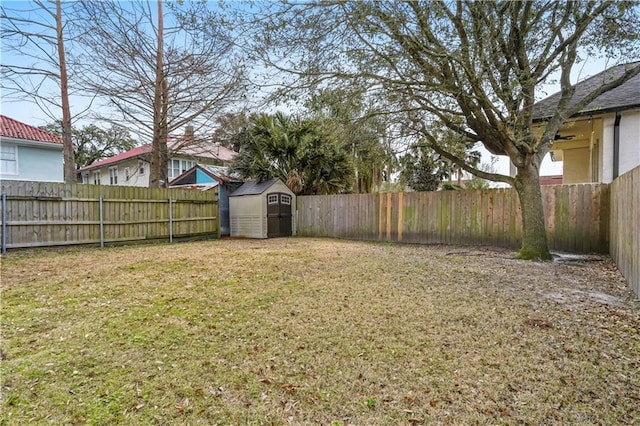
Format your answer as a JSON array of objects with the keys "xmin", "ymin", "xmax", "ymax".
[
  {"xmin": 1, "ymin": 192, "xmax": 7, "ymax": 254},
  {"xmin": 169, "ymin": 198, "xmax": 173, "ymax": 243},
  {"xmin": 99, "ymin": 196, "xmax": 104, "ymax": 248}
]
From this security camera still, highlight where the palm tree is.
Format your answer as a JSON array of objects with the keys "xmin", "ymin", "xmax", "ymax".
[{"xmin": 231, "ymin": 112, "xmax": 353, "ymax": 195}]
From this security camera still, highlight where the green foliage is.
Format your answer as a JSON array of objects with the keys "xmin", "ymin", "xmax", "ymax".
[
  {"xmin": 463, "ymin": 177, "xmax": 491, "ymax": 190},
  {"xmin": 230, "ymin": 112, "xmax": 353, "ymax": 195},
  {"xmin": 41, "ymin": 122, "xmax": 136, "ymax": 169},
  {"xmin": 364, "ymin": 397, "xmax": 377, "ymax": 409},
  {"xmin": 464, "ymin": 158, "xmax": 499, "ymax": 190},
  {"xmin": 247, "ymin": 1, "xmax": 640, "ymax": 259},
  {"xmin": 399, "ymin": 146, "xmax": 449, "ymax": 192},
  {"xmin": 305, "ymin": 88, "xmax": 393, "ymax": 193},
  {"xmin": 212, "ymin": 111, "xmax": 250, "ymax": 152},
  {"xmin": 399, "ymin": 129, "xmax": 482, "ymax": 192}
]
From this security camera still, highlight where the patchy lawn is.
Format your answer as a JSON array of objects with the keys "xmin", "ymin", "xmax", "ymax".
[{"xmin": 1, "ymin": 238, "xmax": 639, "ymax": 425}]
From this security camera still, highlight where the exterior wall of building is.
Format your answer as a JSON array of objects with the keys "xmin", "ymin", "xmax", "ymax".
[
  {"xmin": 81, "ymin": 155, "xmax": 223, "ymax": 187},
  {"xmin": 601, "ymin": 110, "xmax": 640, "ymax": 183},
  {"xmin": 229, "ymin": 180, "xmax": 296, "ymax": 239},
  {"xmin": 0, "ymin": 142, "xmax": 63, "ymax": 182},
  {"xmin": 619, "ymin": 110, "xmax": 640, "ymax": 177},
  {"xmin": 267, "ymin": 180, "xmax": 295, "ymax": 196},
  {"xmin": 218, "ymin": 185, "xmax": 232, "ymax": 236},
  {"xmin": 562, "ymin": 146, "xmax": 590, "ymax": 184},
  {"xmin": 195, "ymin": 168, "xmax": 216, "ymax": 184},
  {"xmin": 82, "ymin": 158, "xmax": 150, "ymax": 187},
  {"xmin": 602, "ymin": 114, "xmax": 615, "ymax": 183},
  {"xmin": 230, "ymin": 194, "xmax": 266, "ymax": 238}
]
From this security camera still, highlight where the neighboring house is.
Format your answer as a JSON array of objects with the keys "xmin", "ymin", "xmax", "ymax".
[
  {"xmin": 533, "ymin": 62, "xmax": 640, "ymax": 184},
  {"xmin": 0, "ymin": 115, "xmax": 64, "ymax": 182},
  {"xmin": 229, "ymin": 178, "xmax": 295, "ymax": 239},
  {"xmin": 539, "ymin": 175, "xmax": 563, "ymax": 186},
  {"xmin": 77, "ymin": 128, "xmax": 238, "ymax": 187},
  {"xmin": 169, "ymin": 164, "xmax": 244, "ymax": 236}
]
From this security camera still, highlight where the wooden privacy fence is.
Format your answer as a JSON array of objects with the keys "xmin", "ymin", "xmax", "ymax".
[
  {"xmin": 0, "ymin": 180, "xmax": 218, "ymax": 251},
  {"xmin": 297, "ymin": 184, "xmax": 609, "ymax": 254},
  {"xmin": 609, "ymin": 166, "xmax": 639, "ymax": 297}
]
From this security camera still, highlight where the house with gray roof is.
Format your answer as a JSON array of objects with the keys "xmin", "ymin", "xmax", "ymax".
[{"xmin": 533, "ymin": 62, "xmax": 640, "ymax": 184}]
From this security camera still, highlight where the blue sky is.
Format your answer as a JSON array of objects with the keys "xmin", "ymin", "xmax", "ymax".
[{"xmin": 0, "ymin": 1, "xmax": 631, "ymax": 177}]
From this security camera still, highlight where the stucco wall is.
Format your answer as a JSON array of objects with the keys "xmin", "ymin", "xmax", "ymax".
[
  {"xmin": 601, "ymin": 109, "xmax": 640, "ymax": 184},
  {"xmin": 563, "ymin": 147, "xmax": 590, "ymax": 184},
  {"xmin": 0, "ymin": 144, "xmax": 63, "ymax": 182},
  {"xmin": 619, "ymin": 110, "xmax": 640, "ymax": 177}
]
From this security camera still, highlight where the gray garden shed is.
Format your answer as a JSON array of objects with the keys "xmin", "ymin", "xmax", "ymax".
[{"xmin": 229, "ymin": 178, "xmax": 296, "ymax": 238}]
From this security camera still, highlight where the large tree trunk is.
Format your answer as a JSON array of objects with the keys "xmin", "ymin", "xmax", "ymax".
[
  {"xmin": 513, "ymin": 155, "xmax": 551, "ymax": 260},
  {"xmin": 56, "ymin": 0, "xmax": 75, "ymax": 184},
  {"xmin": 150, "ymin": 0, "xmax": 167, "ymax": 188}
]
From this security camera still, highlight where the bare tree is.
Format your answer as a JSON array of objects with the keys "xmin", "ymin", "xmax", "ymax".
[
  {"xmin": 2, "ymin": 0, "xmax": 78, "ymax": 183},
  {"xmin": 74, "ymin": 0, "xmax": 246, "ymax": 187},
  {"xmin": 244, "ymin": 1, "xmax": 640, "ymax": 259}
]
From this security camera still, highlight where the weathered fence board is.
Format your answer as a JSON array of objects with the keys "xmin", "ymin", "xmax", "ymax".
[
  {"xmin": 0, "ymin": 181, "xmax": 218, "ymax": 249},
  {"xmin": 297, "ymin": 184, "xmax": 609, "ymax": 254},
  {"xmin": 610, "ymin": 166, "xmax": 640, "ymax": 298}
]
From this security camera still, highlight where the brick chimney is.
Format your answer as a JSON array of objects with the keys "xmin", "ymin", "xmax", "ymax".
[{"xmin": 184, "ymin": 125, "xmax": 194, "ymax": 141}]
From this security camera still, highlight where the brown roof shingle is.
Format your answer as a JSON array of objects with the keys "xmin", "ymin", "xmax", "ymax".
[{"xmin": 0, "ymin": 115, "xmax": 63, "ymax": 144}]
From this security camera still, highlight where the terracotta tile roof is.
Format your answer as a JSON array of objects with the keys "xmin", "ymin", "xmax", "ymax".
[
  {"xmin": 78, "ymin": 138, "xmax": 238, "ymax": 172},
  {"xmin": 0, "ymin": 115, "xmax": 63, "ymax": 144},
  {"xmin": 533, "ymin": 62, "xmax": 640, "ymax": 120}
]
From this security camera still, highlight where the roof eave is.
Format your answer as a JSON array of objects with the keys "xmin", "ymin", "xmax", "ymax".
[
  {"xmin": 78, "ymin": 153, "xmax": 149, "ymax": 172},
  {"xmin": 532, "ymin": 103, "xmax": 640, "ymax": 123},
  {"xmin": 0, "ymin": 136, "xmax": 64, "ymax": 149}
]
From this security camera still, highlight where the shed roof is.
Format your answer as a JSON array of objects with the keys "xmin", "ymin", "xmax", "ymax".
[
  {"xmin": 533, "ymin": 62, "xmax": 640, "ymax": 121},
  {"xmin": 0, "ymin": 115, "xmax": 63, "ymax": 144},
  {"xmin": 230, "ymin": 178, "xmax": 283, "ymax": 196}
]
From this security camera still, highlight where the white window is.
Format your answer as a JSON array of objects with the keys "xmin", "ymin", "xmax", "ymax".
[
  {"xmin": 109, "ymin": 166, "xmax": 118, "ymax": 185},
  {"xmin": 168, "ymin": 159, "xmax": 180, "ymax": 179},
  {"xmin": 124, "ymin": 167, "xmax": 130, "ymax": 181},
  {"xmin": 167, "ymin": 159, "xmax": 196, "ymax": 180},
  {"xmin": 138, "ymin": 161, "xmax": 145, "ymax": 175},
  {"xmin": 0, "ymin": 144, "xmax": 18, "ymax": 174},
  {"xmin": 82, "ymin": 173, "xmax": 89, "ymax": 184},
  {"xmin": 267, "ymin": 194, "xmax": 279, "ymax": 204},
  {"xmin": 181, "ymin": 159, "xmax": 195, "ymax": 173},
  {"xmin": 93, "ymin": 171, "xmax": 101, "ymax": 185},
  {"xmin": 281, "ymin": 194, "xmax": 291, "ymax": 205}
]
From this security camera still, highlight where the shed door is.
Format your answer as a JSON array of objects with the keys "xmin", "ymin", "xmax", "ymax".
[{"xmin": 267, "ymin": 192, "xmax": 292, "ymax": 238}]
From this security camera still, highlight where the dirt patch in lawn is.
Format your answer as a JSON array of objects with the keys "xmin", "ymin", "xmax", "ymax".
[{"xmin": 1, "ymin": 238, "xmax": 639, "ymax": 425}]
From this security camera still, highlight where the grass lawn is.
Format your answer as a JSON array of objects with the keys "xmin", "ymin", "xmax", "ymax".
[{"xmin": 1, "ymin": 238, "xmax": 639, "ymax": 425}]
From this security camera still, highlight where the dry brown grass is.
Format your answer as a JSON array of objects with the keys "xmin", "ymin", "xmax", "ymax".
[{"xmin": 1, "ymin": 238, "xmax": 639, "ymax": 425}]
